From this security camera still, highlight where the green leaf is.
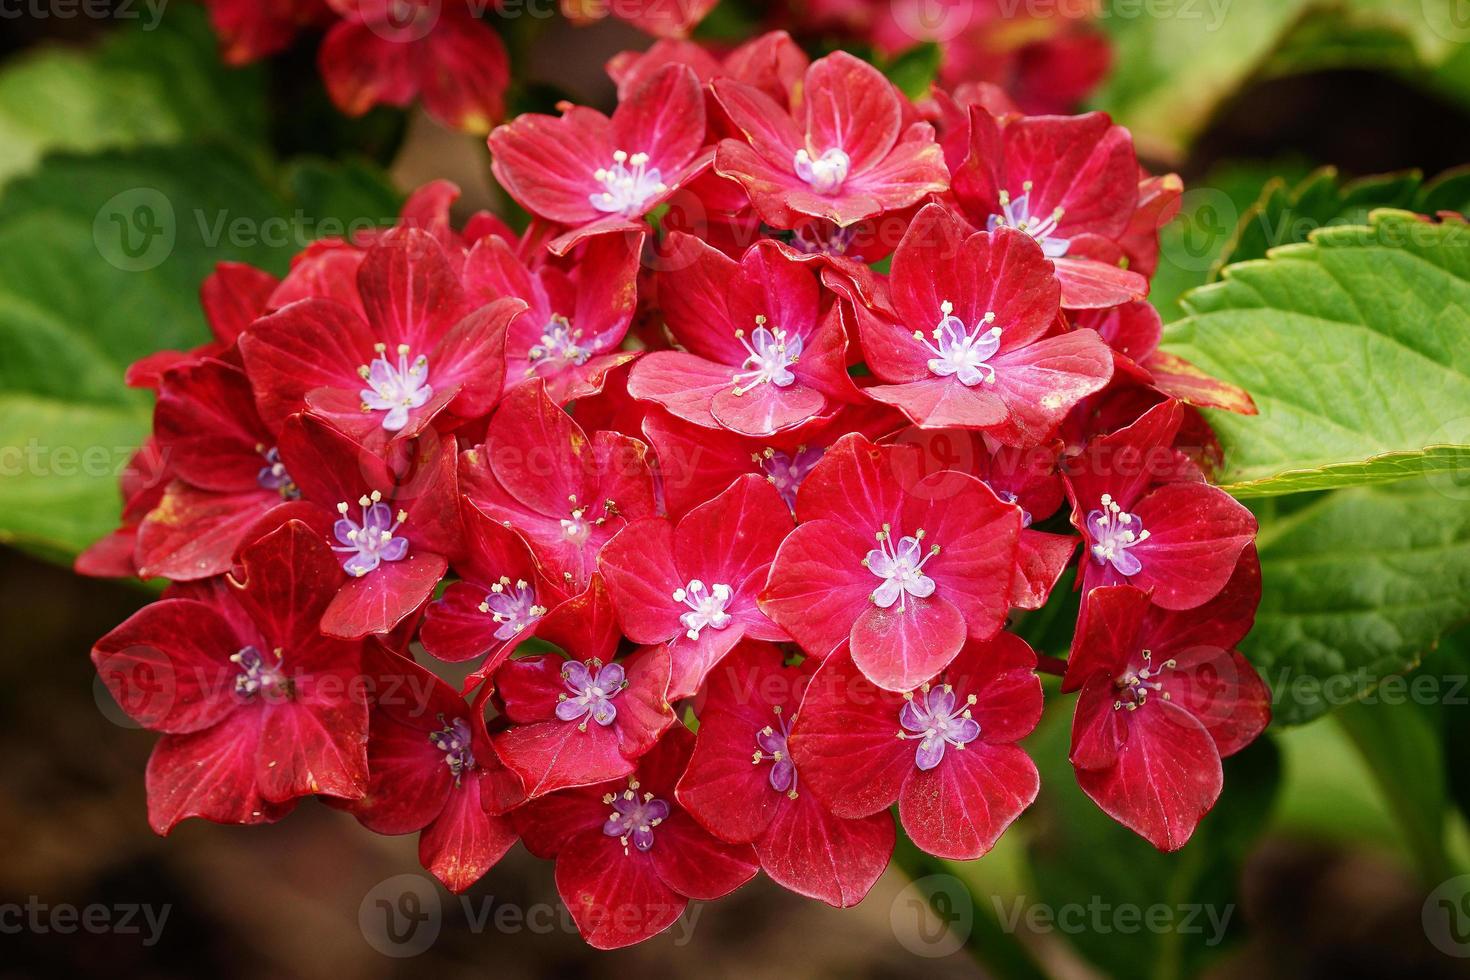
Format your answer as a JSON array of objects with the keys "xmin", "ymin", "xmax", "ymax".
[
  {"xmin": 882, "ymin": 43, "xmax": 942, "ymax": 100},
  {"xmin": 1162, "ymin": 210, "xmax": 1470, "ymax": 496},
  {"xmin": 1019, "ymin": 706, "xmax": 1280, "ymax": 979},
  {"xmin": 1092, "ymin": 0, "xmax": 1470, "ymax": 161},
  {"xmin": 1335, "ymin": 698, "xmax": 1451, "ymax": 882},
  {"xmin": 1246, "ymin": 480, "xmax": 1470, "ymax": 726},
  {"xmin": 0, "ymin": 144, "xmax": 399, "ymax": 560},
  {"xmin": 1211, "ymin": 166, "xmax": 1423, "ymax": 273},
  {"xmin": 0, "ymin": 8, "xmax": 264, "ymax": 186}
]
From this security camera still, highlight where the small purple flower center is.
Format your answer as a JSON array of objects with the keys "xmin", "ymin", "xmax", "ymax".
[
  {"xmin": 673, "ymin": 579, "xmax": 733, "ymax": 640},
  {"xmin": 590, "ymin": 150, "xmax": 666, "ymax": 217},
  {"xmin": 527, "ymin": 314, "xmax": 591, "ymax": 374},
  {"xmin": 794, "ymin": 147, "xmax": 850, "ymax": 195},
  {"xmin": 753, "ymin": 706, "xmax": 797, "ymax": 796},
  {"xmin": 478, "ymin": 576, "xmax": 547, "ymax": 641},
  {"xmin": 231, "ymin": 645, "xmax": 288, "ymax": 700},
  {"xmin": 755, "ymin": 444, "xmax": 824, "ymax": 510},
  {"xmin": 428, "ymin": 716, "xmax": 476, "ymax": 784},
  {"xmin": 864, "ymin": 523, "xmax": 940, "ymax": 611},
  {"xmin": 359, "ymin": 342, "xmax": 432, "ymax": 432},
  {"xmin": 731, "ymin": 316, "xmax": 802, "ymax": 396},
  {"xmin": 556, "ymin": 659, "xmax": 627, "ymax": 730},
  {"xmin": 1113, "ymin": 649, "xmax": 1176, "ymax": 711},
  {"xmin": 255, "ymin": 445, "xmax": 299, "ymax": 499},
  {"xmin": 989, "ymin": 184, "xmax": 1070, "ymax": 258},
  {"xmin": 603, "ymin": 779, "xmax": 670, "ymax": 853},
  {"xmin": 1087, "ymin": 493, "xmax": 1149, "ymax": 577},
  {"xmin": 917, "ymin": 300, "xmax": 1002, "ymax": 387},
  {"xmin": 899, "ymin": 683, "xmax": 980, "ymax": 771},
  {"xmin": 332, "ymin": 491, "xmax": 410, "ymax": 577}
]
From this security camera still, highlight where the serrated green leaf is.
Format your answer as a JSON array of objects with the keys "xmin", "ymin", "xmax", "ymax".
[
  {"xmin": 1163, "ymin": 210, "xmax": 1470, "ymax": 495},
  {"xmin": 1246, "ymin": 480, "xmax": 1470, "ymax": 726},
  {"xmin": 1211, "ymin": 166, "xmax": 1424, "ymax": 274}
]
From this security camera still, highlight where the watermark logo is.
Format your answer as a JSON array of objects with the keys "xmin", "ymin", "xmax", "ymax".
[
  {"xmin": 891, "ymin": 873, "xmax": 973, "ymax": 958},
  {"xmin": 94, "ymin": 188, "xmax": 175, "ymax": 272},
  {"xmin": 1424, "ymin": 874, "xmax": 1470, "ymax": 957},
  {"xmin": 359, "ymin": 874, "xmax": 442, "ymax": 958}
]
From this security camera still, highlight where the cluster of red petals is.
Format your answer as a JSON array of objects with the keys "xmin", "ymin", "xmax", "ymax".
[
  {"xmin": 202, "ymin": 0, "xmax": 712, "ymax": 133},
  {"xmin": 88, "ymin": 33, "xmax": 1267, "ymax": 951}
]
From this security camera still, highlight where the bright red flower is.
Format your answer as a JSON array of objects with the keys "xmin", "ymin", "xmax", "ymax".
[
  {"xmin": 492, "ymin": 642, "xmax": 676, "ymax": 798},
  {"xmin": 676, "ymin": 642, "xmax": 895, "ymax": 906},
  {"xmin": 489, "ymin": 64, "xmax": 710, "ymax": 254},
  {"xmin": 319, "ymin": 1, "xmax": 510, "ymax": 132},
  {"xmin": 950, "ymin": 106, "xmax": 1149, "ymax": 309},
  {"xmin": 712, "ymin": 50, "xmax": 949, "ymax": 229},
  {"xmin": 134, "ymin": 359, "xmax": 302, "ymax": 581},
  {"xmin": 460, "ymin": 380, "xmax": 658, "ymax": 594},
  {"xmin": 348, "ymin": 647, "xmax": 521, "ymax": 892},
  {"xmin": 513, "ymin": 725, "xmax": 758, "ymax": 949},
  {"xmin": 645, "ymin": 402, "xmax": 906, "ymax": 520},
  {"xmin": 760, "ymin": 433, "xmax": 1021, "ymax": 691},
  {"xmin": 1063, "ymin": 551, "xmax": 1269, "ymax": 851},
  {"xmin": 1063, "ymin": 400, "xmax": 1256, "ymax": 611},
  {"xmin": 893, "ymin": 426, "xmax": 1076, "ymax": 611},
  {"xmin": 242, "ymin": 228, "xmax": 522, "ymax": 451},
  {"xmin": 599, "ymin": 475, "xmax": 791, "ymax": 699},
  {"xmin": 629, "ymin": 236, "xmax": 859, "ymax": 437},
  {"xmin": 266, "ymin": 412, "xmax": 464, "ymax": 638},
  {"xmin": 845, "ymin": 203, "xmax": 1114, "ymax": 444},
  {"xmin": 789, "ymin": 633, "xmax": 1042, "ymax": 860},
  {"xmin": 418, "ymin": 499, "xmax": 570, "ymax": 671},
  {"xmin": 91, "ymin": 521, "xmax": 369, "ymax": 834},
  {"xmin": 462, "ymin": 230, "xmax": 643, "ymax": 404}
]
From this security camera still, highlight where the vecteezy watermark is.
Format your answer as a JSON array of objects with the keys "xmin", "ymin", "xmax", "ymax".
[
  {"xmin": 93, "ymin": 188, "xmax": 176, "ymax": 273},
  {"xmin": 891, "ymin": 874, "xmax": 974, "ymax": 958},
  {"xmin": 358, "ymin": 874, "xmax": 702, "ymax": 957},
  {"xmin": 1424, "ymin": 874, "xmax": 1470, "ymax": 957},
  {"xmin": 0, "ymin": 897, "xmax": 171, "ymax": 947},
  {"xmin": 0, "ymin": 0, "xmax": 168, "ymax": 28},
  {"xmin": 993, "ymin": 896, "xmax": 1234, "ymax": 945}
]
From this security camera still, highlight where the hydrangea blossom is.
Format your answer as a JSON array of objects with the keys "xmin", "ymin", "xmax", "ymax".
[{"xmin": 82, "ymin": 23, "xmax": 1277, "ymax": 952}]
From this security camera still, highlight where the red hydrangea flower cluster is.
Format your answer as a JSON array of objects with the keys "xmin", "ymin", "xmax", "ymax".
[{"xmin": 85, "ymin": 38, "xmax": 1270, "ymax": 950}]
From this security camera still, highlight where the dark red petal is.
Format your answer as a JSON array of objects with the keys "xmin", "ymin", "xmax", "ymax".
[
  {"xmin": 1075, "ymin": 700, "xmax": 1224, "ymax": 852},
  {"xmin": 851, "ymin": 595, "xmax": 967, "ymax": 693},
  {"xmin": 599, "ymin": 517, "xmax": 682, "ymax": 643},
  {"xmin": 757, "ymin": 792, "xmax": 894, "ymax": 907},
  {"xmin": 650, "ymin": 809, "xmax": 758, "ymax": 901},
  {"xmin": 320, "ymin": 552, "xmax": 448, "ymax": 640},
  {"xmin": 1129, "ymin": 482, "xmax": 1256, "ymax": 610},
  {"xmin": 419, "ymin": 774, "xmax": 518, "ymax": 894},
  {"xmin": 898, "ymin": 740, "xmax": 1038, "ymax": 860},
  {"xmin": 146, "ymin": 711, "xmax": 288, "ymax": 835},
  {"xmin": 92, "ymin": 598, "xmax": 242, "ymax": 734},
  {"xmin": 787, "ymin": 648, "xmax": 911, "ymax": 819},
  {"xmin": 555, "ymin": 829, "xmax": 687, "ymax": 950},
  {"xmin": 759, "ymin": 518, "xmax": 877, "ymax": 659}
]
